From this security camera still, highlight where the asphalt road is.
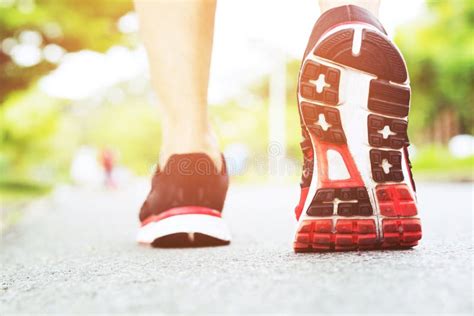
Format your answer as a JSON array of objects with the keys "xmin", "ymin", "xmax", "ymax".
[{"xmin": 1, "ymin": 181, "xmax": 472, "ymax": 315}]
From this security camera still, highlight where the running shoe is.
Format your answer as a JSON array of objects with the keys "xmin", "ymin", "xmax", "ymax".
[
  {"xmin": 137, "ymin": 153, "xmax": 231, "ymax": 247},
  {"xmin": 294, "ymin": 5, "xmax": 422, "ymax": 252}
]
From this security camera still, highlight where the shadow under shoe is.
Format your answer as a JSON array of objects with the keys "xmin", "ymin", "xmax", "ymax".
[{"xmin": 151, "ymin": 233, "xmax": 230, "ymax": 248}]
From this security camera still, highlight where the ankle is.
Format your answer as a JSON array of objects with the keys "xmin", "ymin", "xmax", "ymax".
[{"xmin": 159, "ymin": 127, "xmax": 222, "ymax": 171}]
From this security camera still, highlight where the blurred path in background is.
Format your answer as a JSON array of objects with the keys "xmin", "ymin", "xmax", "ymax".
[{"xmin": 0, "ymin": 182, "xmax": 472, "ymax": 314}]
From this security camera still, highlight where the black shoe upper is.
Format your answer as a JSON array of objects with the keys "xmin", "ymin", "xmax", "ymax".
[
  {"xmin": 139, "ymin": 153, "xmax": 229, "ymax": 222},
  {"xmin": 302, "ymin": 5, "xmax": 387, "ymax": 60}
]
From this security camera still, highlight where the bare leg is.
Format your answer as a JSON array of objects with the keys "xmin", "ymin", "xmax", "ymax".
[
  {"xmin": 134, "ymin": 0, "xmax": 221, "ymax": 170},
  {"xmin": 318, "ymin": 0, "xmax": 381, "ymax": 16}
]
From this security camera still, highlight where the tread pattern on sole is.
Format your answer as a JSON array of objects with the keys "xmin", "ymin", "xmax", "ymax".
[
  {"xmin": 307, "ymin": 187, "xmax": 373, "ymax": 217},
  {"xmin": 314, "ymin": 29, "xmax": 407, "ymax": 83},
  {"xmin": 299, "ymin": 60, "xmax": 340, "ymax": 105},
  {"xmin": 295, "ymin": 25, "xmax": 421, "ymax": 253},
  {"xmin": 370, "ymin": 149, "xmax": 404, "ymax": 183},
  {"xmin": 368, "ymin": 114, "xmax": 408, "ymax": 149},
  {"xmin": 382, "ymin": 218, "xmax": 422, "ymax": 248},
  {"xmin": 294, "ymin": 219, "xmax": 377, "ymax": 252},
  {"xmin": 368, "ymin": 80, "xmax": 410, "ymax": 117},
  {"xmin": 301, "ymin": 102, "xmax": 346, "ymax": 144},
  {"xmin": 375, "ymin": 184, "xmax": 418, "ymax": 217}
]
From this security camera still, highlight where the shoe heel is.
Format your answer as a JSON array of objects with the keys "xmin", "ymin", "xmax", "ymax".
[{"xmin": 294, "ymin": 219, "xmax": 377, "ymax": 252}]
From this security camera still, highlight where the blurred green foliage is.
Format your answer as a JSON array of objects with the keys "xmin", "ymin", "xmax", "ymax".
[
  {"xmin": 0, "ymin": 177, "xmax": 50, "ymax": 201},
  {"xmin": 1, "ymin": 89, "xmax": 63, "ymax": 179},
  {"xmin": 396, "ymin": 0, "xmax": 474, "ymax": 135},
  {"xmin": 412, "ymin": 145, "xmax": 474, "ymax": 181},
  {"xmin": 81, "ymin": 97, "xmax": 163, "ymax": 175},
  {"xmin": 0, "ymin": 0, "xmax": 132, "ymax": 103},
  {"xmin": 1, "ymin": 0, "xmax": 131, "ymax": 183}
]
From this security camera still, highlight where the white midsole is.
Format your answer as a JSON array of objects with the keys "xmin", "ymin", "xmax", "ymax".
[{"xmin": 137, "ymin": 214, "xmax": 232, "ymax": 244}]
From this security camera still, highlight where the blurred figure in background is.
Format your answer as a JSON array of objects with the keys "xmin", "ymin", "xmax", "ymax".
[
  {"xmin": 134, "ymin": 0, "xmax": 423, "ymax": 252},
  {"xmin": 99, "ymin": 147, "xmax": 116, "ymax": 189}
]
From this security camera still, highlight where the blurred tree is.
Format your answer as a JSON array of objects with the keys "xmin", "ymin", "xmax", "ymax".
[
  {"xmin": 0, "ymin": 89, "xmax": 63, "ymax": 180},
  {"xmin": 396, "ymin": 0, "xmax": 474, "ymax": 141},
  {"xmin": 0, "ymin": 0, "xmax": 133, "ymax": 104},
  {"xmin": 0, "ymin": 0, "xmax": 133, "ymax": 183}
]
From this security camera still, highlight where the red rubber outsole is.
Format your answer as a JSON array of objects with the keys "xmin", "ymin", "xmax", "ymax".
[
  {"xmin": 381, "ymin": 218, "xmax": 422, "ymax": 248},
  {"xmin": 294, "ymin": 218, "xmax": 422, "ymax": 252},
  {"xmin": 294, "ymin": 219, "xmax": 377, "ymax": 252}
]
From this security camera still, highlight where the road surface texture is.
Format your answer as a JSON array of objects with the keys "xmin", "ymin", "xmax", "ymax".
[{"xmin": 1, "ymin": 181, "xmax": 472, "ymax": 314}]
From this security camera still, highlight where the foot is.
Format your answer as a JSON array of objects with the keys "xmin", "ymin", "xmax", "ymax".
[
  {"xmin": 137, "ymin": 153, "xmax": 231, "ymax": 247},
  {"xmin": 293, "ymin": 5, "xmax": 422, "ymax": 252}
]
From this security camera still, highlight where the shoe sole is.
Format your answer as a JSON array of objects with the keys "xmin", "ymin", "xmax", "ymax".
[
  {"xmin": 295, "ymin": 24, "xmax": 422, "ymax": 252},
  {"xmin": 137, "ymin": 207, "xmax": 231, "ymax": 247}
]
